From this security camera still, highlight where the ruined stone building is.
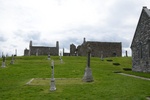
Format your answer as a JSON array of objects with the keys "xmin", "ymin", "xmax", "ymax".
[
  {"xmin": 24, "ymin": 41, "xmax": 59, "ymax": 56},
  {"xmin": 131, "ymin": 6, "xmax": 150, "ymax": 72},
  {"xmin": 63, "ymin": 38, "xmax": 122, "ymax": 57}
]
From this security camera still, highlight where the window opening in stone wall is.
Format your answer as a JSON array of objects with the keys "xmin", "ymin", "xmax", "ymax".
[{"xmin": 113, "ymin": 52, "xmax": 116, "ymax": 57}]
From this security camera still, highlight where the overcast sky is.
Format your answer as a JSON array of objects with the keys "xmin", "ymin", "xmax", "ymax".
[{"xmin": 0, "ymin": 0, "xmax": 150, "ymax": 56}]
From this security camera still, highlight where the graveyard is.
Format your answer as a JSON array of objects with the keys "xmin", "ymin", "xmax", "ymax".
[{"xmin": 0, "ymin": 56, "xmax": 150, "ymax": 100}]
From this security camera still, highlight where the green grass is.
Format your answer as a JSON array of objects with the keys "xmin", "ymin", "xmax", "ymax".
[{"xmin": 0, "ymin": 56, "xmax": 150, "ymax": 100}]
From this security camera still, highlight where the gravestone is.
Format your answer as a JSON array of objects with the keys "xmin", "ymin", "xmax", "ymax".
[
  {"xmin": 10, "ymin": 55, "xmax": 14, "ymax": 64},
  {"xmin": 82, "ymin": 44, "xmax": 93, "ymax": 82},
  {"xmin": 50, "ymin": 60, "xmax": 56, "ymax": 91},
  {"xmin": 1, "ymin": 55, "xmax": 6, "ymax": 68},
  {"xmin": 100, "ymin": 51, "xmax": 104, "ymax": 61},
  {"xmin": 48, "ymin": 52, "xmax": 51, "ymax": 60},
  {"xmin": 59, "ymin": 52, "xmax": 63, "ymax": 63}
]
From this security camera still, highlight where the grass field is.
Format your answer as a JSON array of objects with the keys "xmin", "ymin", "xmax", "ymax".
[{"xmin": 0, "ymin": 56, "xmax": 150, "ymax": 100}]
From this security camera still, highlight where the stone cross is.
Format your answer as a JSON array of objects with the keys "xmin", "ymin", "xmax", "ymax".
[
  {"xmin": 50, "ymin": 60, "xmax": 56, "ymax": 91},
  {"xmin": 82, "ymin": 44, "xmax": 93, "ymax": 82},
  {"xmin": 87, "ymin": 44, "xmax": 92, "ymax": 67}
]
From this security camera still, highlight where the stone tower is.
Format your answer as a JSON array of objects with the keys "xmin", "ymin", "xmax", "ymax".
[
  {"xmin": 56, "ymin": 41, "xmax": 59, "ymax": 55},
  {"xmin": 70, "ymin": 44, "xmax": 76, "ymax": 56},
  {"xmin": 29, "ymin": 41, "xmax": 32, "ymax": 56}
]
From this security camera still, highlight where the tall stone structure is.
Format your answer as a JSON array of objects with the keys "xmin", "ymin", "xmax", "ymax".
[
  {"xmin": 64, "ymin": 38, "xmax": 122, "ymax": 57},
  {"xmin": 70, "ymin": 44, "xmax": 76, "ymax": 56},
  {"xmin": 131, "ymin": 6, "xmax": 150, "ymax": 72},
  {"xmin": 24, "ymin": 41, "xmax": 59, "ymax": 56}
]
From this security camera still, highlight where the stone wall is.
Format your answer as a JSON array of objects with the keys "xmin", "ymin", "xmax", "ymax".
[
  {"xmin": 77, "ymin": 41, "xmax": 122, "ymax": 57},
  {"xmin": 24, "ymin": 41, "xmax": 59, "ymax": 56},
  {"xmin": 131, "ymin": 7, "xmax": 150, "ymax": 72},
  {"xmin": 63, "ymin": 39, "xmax": 122, "ymax": 58}
]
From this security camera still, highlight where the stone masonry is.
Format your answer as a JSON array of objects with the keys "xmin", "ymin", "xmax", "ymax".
[
  {"xmin": 24, "ymin": 41, "xmax": 59, "ymax": 56},
  {"xmin": 64, "ymin": 38, "xmax": 122, "ymax": 58},
  {"xmin": 131, "ymin": 6, "xmax": 150, "ymax": 72}
]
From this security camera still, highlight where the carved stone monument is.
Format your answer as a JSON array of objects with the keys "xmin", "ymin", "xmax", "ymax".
[
  {"xmin": 1, "ymin": 55, "xmax": 6, "ymax": 68},
  {"xmin": 50, "ymin": 60, "xmax": 56, "ymax": 91},
  {"xmin": 82, "ymin": 44, "xmax": 93, "ymax": 82}
]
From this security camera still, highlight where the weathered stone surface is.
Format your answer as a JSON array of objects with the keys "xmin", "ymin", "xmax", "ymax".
[
  {"xmin": 82, "ymin": 67, "xmax": 93, "ymax": 82},
  {"xmin": 64, "ymin": 38, "xmax": 122, "ymax": 58},
  {"xmin": 83, "ymin": 44, "xmax": 93, "ymax": 82},
  {"xmin": 131, "ymin": 6, "xmax": 150, "ymax": 72},
  {"xmin": 24, "ymin": 41, "xmax": 59, "ymax": 56}
]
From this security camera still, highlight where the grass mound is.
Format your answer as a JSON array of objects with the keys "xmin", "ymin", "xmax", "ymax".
[{"xmin": 0, "ymin": 56, "xmax": 150, "ymax": 100}]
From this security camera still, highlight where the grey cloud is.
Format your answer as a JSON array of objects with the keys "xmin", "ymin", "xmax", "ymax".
[
  {"xmin": 14, "ymin": 30, "xmax": 41, "ymax": 42},
  {"xmin": 0, "ymin": 36, "xmax": 6, "ymax": 42}
]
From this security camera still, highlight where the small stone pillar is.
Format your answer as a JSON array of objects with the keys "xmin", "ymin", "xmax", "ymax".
[
  {"xmin": 100, "ymin": 51, "xmax": 104, "ymax": 61},
  {"xmin": 82, "ymin": 44, "xmax": 93, "ymax": 82},
  {"xmin": 59, "ymin": 52, "xmax": 63, "ymax": 63},
  {"xmin": 10, "ymin": 55, "xmax": 14, "ymax": 64},
  {"xmin": 50, "ymin": 60, "xmax": 56, "ymax": 91},
  {"xmin": 48, "ymin": 52, "xmax": 51, "ymax": 60},
  {"xmin": 125, "ymin": 50, "xmax": 128, "ymax": 57},
  {"xmin": 1, "ymin": 55, "xmax": 6, "ymax": 68}
]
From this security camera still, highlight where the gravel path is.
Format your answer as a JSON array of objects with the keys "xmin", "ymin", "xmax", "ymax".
[{"xmin": 118, "ymin": 73, "xmax": 150, "ymax": 81}]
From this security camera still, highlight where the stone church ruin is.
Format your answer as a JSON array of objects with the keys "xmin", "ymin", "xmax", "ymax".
[
  {"xmin": 24, "ymin": 41, "xmax": 59, "ymax": 56},
  {"xmin": 131, "ymin": 6, "xmax": 150, "ymax": 72},
  {"xmin": 63, "ymin": 38, "xmax": 122, "ymax": 58}
]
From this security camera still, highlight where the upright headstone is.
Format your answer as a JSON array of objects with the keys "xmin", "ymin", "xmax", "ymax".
[
  {"xmin": 100, "ymin": 51, "xmax": 104, "ymax": 61},
  {"xmin": 59, "ymin": 52, "xmax": 63, "ymax": 63},
  {"xmin": 82, "ymin": 44, "xmax": 93, "ymax": 82},
  {"xmin": 10, "ymin": 55, "xmax": 14, "ymax": 64},
  {"xmin": 1, "ymin": 55, "xmax": 6, "ymax": 68},
  {"xmin": 48, "ymin": 52, "xmax": 51, "ymax": 60},
  {"xmin": 50, "ymin": 60, "xmax": 56, "ymax": 91}
]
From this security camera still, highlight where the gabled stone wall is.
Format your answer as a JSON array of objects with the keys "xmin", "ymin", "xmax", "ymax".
[{"xmin": 131, "ymin": 7, "xmax": 150, "ymax": 72}]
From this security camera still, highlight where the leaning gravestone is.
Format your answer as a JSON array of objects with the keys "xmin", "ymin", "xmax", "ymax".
[
  {"xmin": 1, "ymin": 55, "xmax": 6, "ymax": 68},
  {"xmin": 50, "ymin": 60, "xmax": 56, "ymax": 91},
  {"xmin": 82, "ymin": 44, "xmax": 93, "ymax": 82}
]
